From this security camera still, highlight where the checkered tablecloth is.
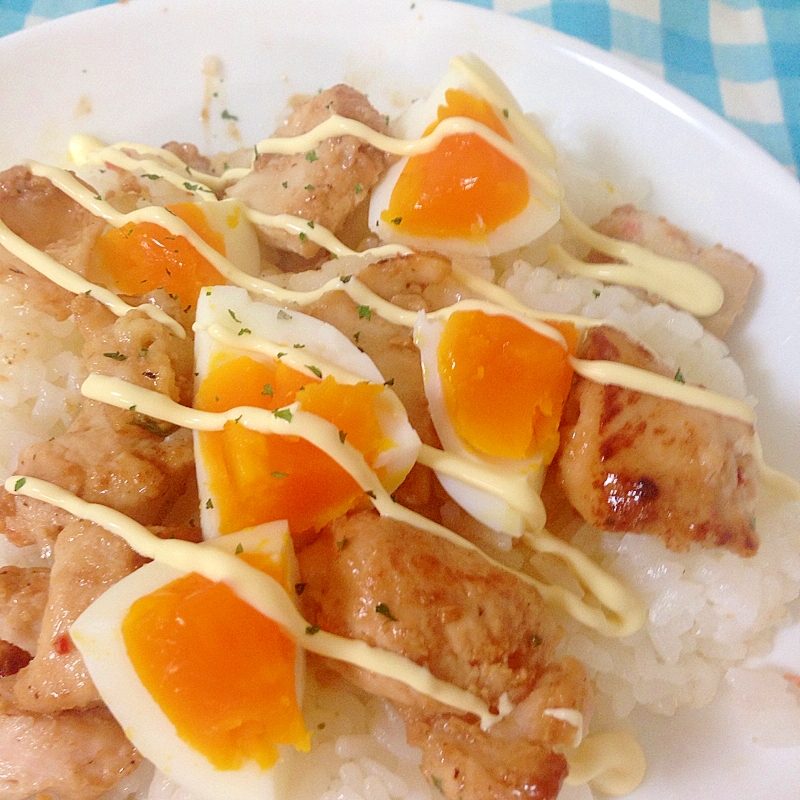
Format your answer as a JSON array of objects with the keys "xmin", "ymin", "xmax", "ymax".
[{"xmin": 1, "ymin": 0, "xmax": 798, "ymax": 174}]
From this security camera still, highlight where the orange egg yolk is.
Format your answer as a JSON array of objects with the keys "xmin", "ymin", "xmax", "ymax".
[
  {"xmin": 195, "ymin": 354, "xmax": 394, "ymax": 537},
  {"xmin": 382, "ymin": 88, "xmax": 530, "ymax": 241},
  {"xmin": 122, "ymin": 552, "xmax": 309, "ymax": 771},
  {"xmin": 91, "ymin": 202, "xmax": 227, "ymax": 309},
  {"xmin": 437, "ymin": 310, "xmax": 575, "ymax": 462}
]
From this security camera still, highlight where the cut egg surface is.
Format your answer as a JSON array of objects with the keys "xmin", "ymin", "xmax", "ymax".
[
  {"xmin": 415, "ymin": 304, "xmax": 576, "ymax": 535},
  {"xmin": 89, "ymin": 198, "xmax": 260, "ymax": 311},
  {"xmin": 70, "ymin": 522, "xmax": 309, "ymax": 800},
  {"xmin": 369, "ymin": 56, "xmax": 560, "ymax": 257},
  {"xmin": 193, "ymin": 285, "xmax": 421, "ymax": 540}
]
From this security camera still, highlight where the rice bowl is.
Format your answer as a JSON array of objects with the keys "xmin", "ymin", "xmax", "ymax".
[{"xmin": 1, "ymin": 3, "xmax": 800, "ymax": 800}]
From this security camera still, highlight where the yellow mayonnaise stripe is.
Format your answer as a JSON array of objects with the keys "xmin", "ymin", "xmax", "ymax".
[
  {"xmin": 69, "ymin": 135, "xmax": 219, "ymax": 201},
  {"xmin": 418, "ymin": 443, "xmax": 547, "ymax": 533},
  {"xmin": 26, "ymin": 162, "xmax": 405, "ymax": 280},
  {"xmin": 3, "ymin": 475, "xmax": 502, "ymax": 731},
  {"xmin": 251, "ymin": 115, "xmax": 563, "ymax": 202},
  {"xmin": 450, "ymin": 54, "xmax": 558, "ymax": 167},
  {"xmin": 558, "ymin": 206, "xmax": 724, "ymax": 318},
  {"xmin": 0, "ymin": 217, "xmax": 185, "ymax": 339},
  {"xmin": 571, "ymin": 358, "xmax": 756, "ymax": 425},
  {"xmin": 200, "ymin": 321, "xmax": 369, "ymax": 386},
  {"xmin": 80, "ymin": 373, "xmax": 644, "ymax": 638}
]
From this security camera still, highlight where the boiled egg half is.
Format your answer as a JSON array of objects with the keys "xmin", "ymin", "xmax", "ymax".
[
  {"xmin": 369, "ymin": 54, "xmax": 561, "ymax": 257},
  {"xmin": 194, "ymin": 285, "xmax": 421, "ymax": 540},
  {"xmin": 89, "ymin": 198, "xmax": 260, "ymax": 311},
  {"xmin": 415, "ymin": 302, "xmax": 576, "ymax": 535},
  {"xmin": 70, "ymin": 521, "xmax": 309, "ymax": 800}
]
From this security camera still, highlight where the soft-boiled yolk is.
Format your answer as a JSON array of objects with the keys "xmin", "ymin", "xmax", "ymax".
[
  {"xmin": 195, "ymin": 354, "xmax": 393, "ymax": 537},
  {"xmin": 382, "ymin": 88, "xmax": 530, "ymax": 240},
  {"xmin": 122, "ymin": 566, "xmax": 310, "ymax": 771},
  {"xmin": 437, "ymin": 310, "xmax": 575, "ymax": 462},
  {"xmin": 92, "ymin": 202, "xmax": 227, "ymax": 308}
]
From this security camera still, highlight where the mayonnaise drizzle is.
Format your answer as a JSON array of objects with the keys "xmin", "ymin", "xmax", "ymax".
[
  {"xmin": 556, "ymin": 206, "xmax": 725, "ymax": 318},
  {"xmin": 564, "ymin": 730, "xmax": 647, "ymax": 796},
  {"xmin": 79, "ymin": 372, "xmax": 644, "ymax": 638},
  {"xmin": 4, "ymin": 475, "xmax": 502, "ymax": 731},
  {"xmin": 0, "ymin": 218, "xmax": 185, "ymax": 338},
  {"xmin": 572, "ymin": 358, "xmax": 756, "ymax": 424}
]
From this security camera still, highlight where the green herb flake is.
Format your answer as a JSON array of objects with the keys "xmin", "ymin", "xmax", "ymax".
[
  {"xmin": 103, "ymin": 351, "xmax": 127, "ymax": 361},
  {"xmin": 357, "ymin": 305, "xmax": 372, "ymax": 320},
  {"xmin": 271, "ymin": 471, "xmax": 289, "ymax": 479},
  {"xmin": 262, "ymin": 383, "xmax": 274, "ymax": 397},
  {"xmin": 304, "ymin": 184, "xmax": 315, "ymax": 191},
  {"xmin": 299, "ymin": 232, "xmax": 308, "ymax": 243},
  {"xmin": 273, "ymin": 407, "xmax": 293, "ymax": 422},
  {"xmin": 354, "ymin": 183, "xmax": 363, "ymax": 194},
  {"xmin": 228, "ymin": 308, "xmax": 241, "ymax": 323},
  {"xmin": 139, "ymin": 347, "xmax": 149, "ymax": 357},
  {"xmin": 366, "ymin": 490, "xmax": 377, "ymax": 500},
  {"xmin": 383, "ymin": 377, "xmax": 395, "ymax": 387},
  {"xmin": 336, "ymin": 537, "xmax": 348, "ymax": 551},
  {"xmin": 238, "ymin": 327, "xmax": 252, "ymax": 336},
  {"xmin": 221, "ymin": 109, "xmax": 239, "ymax": 121},
  {"xmin": 431, "ymin": 776, "xmax": 443, "ymax": 794},
  {"xmin": 277, "ymin": 309, "xmax": 293, "ymax": 320},
  {"xmin": 375, "ymin": 602, "xmax": 397, "ymax": 621},
  {"xmin": 282, "ymin": 180, "xmax": 288, "ymax": 188},
  {"xmin": 13, "ymin": 477, "xmax": 26, "ymax": 492},
  {"xmin": 390, "ymin": 216, "xmax": 402, "ymax": 225},
  {"xmin": 305, "ymin": 150, "xmax": 318, "ymax": 162},
  {"xmin": 674, "ymin": 368, "xmax": 686, "ymax": 384},
  {"xmin": 340, "ymin": 274, "xmax": 352, "ymax": 284},
  {"xmin": 339, "ymin": 430, "xmax": 347, "ymax": 444},
  {"xmin": 306, "ymin": 365, "xmax": 323, "ymax": 378},
  {"xmin": 502, "ymin": 108, "xmax": 509, "ymax": 118},
  {"xmin": 293, "ymin": 343, "xmax": 306, "ymax": 349},
  {"xmin": 234, "ymin": 542, "xmax": 244, "ymax": 555},
  {"xmin": 353, "ymin": 331, "xmax": 361, "ymax": 343},
  {"xmin": 142, "ymin": 173, "xmax": 161, "ymax": 180},
  {"xmin": 307, "ymin": 220, "xmax": 315, "ymax": 229},
  {"xmin": 205, "ymin": 498, "xmax": 214, "ymax": 509},
  {"xmin": 592, "ymin": 289, "xmax": 601, "ymax": 298},
  {"xmin": 277, "ymin": 352, "xmax": 287, "ymax": 359},
  {"xmin": 305, "ymin": 624, "xmax": 320, "ymax": 635}
]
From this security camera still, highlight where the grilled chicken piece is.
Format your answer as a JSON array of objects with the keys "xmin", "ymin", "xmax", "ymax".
[
  {"xmin": 0, "ymin": 705, "xmax": 139, "ymax": 800},
  {"xmin": 556, "ymin": 325, "xmax": 759, "ymax": 555},
  {"xmin": 226, "ymin": 84, "xmax": 393, "ymax": 258},
  {"xmin": 297, "ymin": 510, "xmax": 590, "ymax": 800},
  {"xmin": 0, "ymin": 297, "xmax": 195, "ymax": 550},
  {"xmin": 590, "ymin": 204, "xmax": 756, "ymax": 338},
  {"xmin": 0, "ymin": 165, "xmax": 107, "ymax": 319},
  {"xmin": 9, "ymin": 520, "xmax": 146, "ymax": 714},
  {"xmin": 0, "ymin": 567, "xmax": 49, "ymax": 657}
]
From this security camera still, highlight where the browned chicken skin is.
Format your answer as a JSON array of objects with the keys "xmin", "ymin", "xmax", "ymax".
[
  {"xmin": 297, "ymin": 511, "xmax": 590, "ymax": 800},
  {"xmin": 556, "ymin": 325, "xmax": 759, "ymax": 555}
]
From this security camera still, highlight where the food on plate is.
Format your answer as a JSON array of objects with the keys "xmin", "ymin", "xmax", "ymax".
[{"xmin": 0, "ymin": 52, "xmax": 798, "ymax": 800}]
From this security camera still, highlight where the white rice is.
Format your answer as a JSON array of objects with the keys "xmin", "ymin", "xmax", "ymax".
[
  {"xmin": 2, "ymin": 177, "xmax": 799, "ymax": 798},
  {"xmin": 500, "ymin": 262, "xmax": 800, "ymax": 743}
]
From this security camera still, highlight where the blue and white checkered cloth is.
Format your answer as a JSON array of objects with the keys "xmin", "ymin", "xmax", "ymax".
[{"xmin": 1, "ymin": 0, "xmax": 797, "ymax": 174}]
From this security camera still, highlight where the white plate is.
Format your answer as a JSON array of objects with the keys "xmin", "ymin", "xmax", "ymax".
[{"xmin": 0, "ymin": 1, "xmax": 798, "ymax": 798}]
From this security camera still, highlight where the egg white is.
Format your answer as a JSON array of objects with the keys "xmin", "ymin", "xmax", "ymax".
[
  {"xmin": 193, "ymin": 285, "xmax": 421, "ymax": 539},
  {"xmin": 368, "ymin": 55, "xmax": 560, "ymax": 257},
  {"xmin": 70, "ymin": 521, "xmax": 304, "ymax": 800}
]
